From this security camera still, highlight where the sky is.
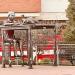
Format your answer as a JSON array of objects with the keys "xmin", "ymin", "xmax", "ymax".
[{"xmin": 41, "ymin": 0, "xmax": 69, "ymax": 12}]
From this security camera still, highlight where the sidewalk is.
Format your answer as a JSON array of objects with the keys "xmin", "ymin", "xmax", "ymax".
[{"xmin": 0, "ymin": 65, "xmax": 74, "ymax": 75}]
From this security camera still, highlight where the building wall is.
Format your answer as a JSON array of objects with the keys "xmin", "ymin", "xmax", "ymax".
[
  {"xmin": 40, "ymin": 0, "xmax": 68, "ymax": 20},
  {"xmin": 0, "ymin": 0, "xmax": 41, "ymax": 13},
  {"xmin": 41, "ymin": 0, "xmax": 68, "ymax": 12},
  {"xmin": 0, "ymin": 0, "xmax": 69, "ymax": 21}
]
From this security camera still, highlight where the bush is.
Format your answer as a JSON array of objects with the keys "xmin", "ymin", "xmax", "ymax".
[
  {"xmin": 11, "ymin": 59, "xmax": 28, "ymax": 65},
  {"xmin": 38, "ymin": 58, "xmax": 52, "ymax": 65},
  {"xmin": 18, "ymin": 60, "xmax": 27, "ymax": 65}
]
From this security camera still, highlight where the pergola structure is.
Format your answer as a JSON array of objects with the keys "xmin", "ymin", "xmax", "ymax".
[
  {"xmin": 0, "ymin": 22, "xmax": 57, "ymax": 69},
  {"xmin": 32, "ymin": 24, "xmax": 57, "ymax": 66}
]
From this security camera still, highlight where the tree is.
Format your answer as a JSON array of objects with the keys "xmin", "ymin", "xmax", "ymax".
[{"xmin": 63, "ymin": 0, "xmax": 75, "ymax": 43}]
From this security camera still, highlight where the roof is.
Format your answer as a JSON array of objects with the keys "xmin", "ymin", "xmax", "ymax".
[
  {"xmin": 0, "ymin": 23, "xmax": 56, "ymax": 30},
  {"xmin": 40, "ymin": 12, "xmax": 68, "ymax": 20},
  {"xmin": 0, "ymin": 12, "xmax": 68, "ymax": 20}
]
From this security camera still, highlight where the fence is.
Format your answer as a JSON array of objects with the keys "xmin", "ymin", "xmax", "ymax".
[{"xmin": 58, "ymin": 44, "xmax": 75, "ymax": 66}]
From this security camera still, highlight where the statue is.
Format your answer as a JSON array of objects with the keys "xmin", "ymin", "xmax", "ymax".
[
  {"xmin": 20, "ymin": 15, "xmax": 39, "ymax": 25},
  {"xmin": 3, "ymin": 11, "xmax": 17, "ymax": 26}
]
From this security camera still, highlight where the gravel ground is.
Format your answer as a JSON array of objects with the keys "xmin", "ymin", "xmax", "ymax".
[{"xmin": 0, "ymin": 65, "xmax": 74, "ymax": 75}]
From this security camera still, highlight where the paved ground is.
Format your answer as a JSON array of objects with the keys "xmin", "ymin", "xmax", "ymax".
[{"xmin": 0, "ymin": 65, "xmax": 74, "ymax": 75}]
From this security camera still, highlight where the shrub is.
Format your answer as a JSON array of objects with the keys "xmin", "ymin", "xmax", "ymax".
[{"xmin": 38, "ymin": 58, "xmax": 52, "ymax": 65}]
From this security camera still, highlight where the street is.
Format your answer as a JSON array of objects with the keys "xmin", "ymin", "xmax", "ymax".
[{"xmin": 0, "ymin": 65, "xmax": 74, "ymax": 75}]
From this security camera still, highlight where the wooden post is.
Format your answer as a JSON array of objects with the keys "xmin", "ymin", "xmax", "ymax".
[
  {"xmin": 28, "ymin": 27, "xmax": 33, "ymax": 69},
  {"xmin": 20, "ymin": 39, "xmax": 24, "ymax": 66},
  {"xmin": 57, "ymin": 44, "xmax": 59, "ymax": 65},
  {"xmin": 9, "ymin": 41, "xmax": 12, "ymax": 67},
  {"xmin": 54, "ymin": 25, "xmax": 57, "ymax": 66},
  {"xmin": 1, "ymin": 29, "xmax": 6, "ymax": 68}
]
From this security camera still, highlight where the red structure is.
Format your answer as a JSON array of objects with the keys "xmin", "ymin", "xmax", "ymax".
[{"xmin": 0, "ymin": 33, "xmax": 63, "ymax": 62}]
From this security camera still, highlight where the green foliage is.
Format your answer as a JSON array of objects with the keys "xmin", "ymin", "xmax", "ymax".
[
  {"xmin": 10, "ymin": 59, "xmax": 27, "ymax": 65},
  {"xmin": 63, "ymin": 0, "xmax": 75, "ymax": 43},
  {"xmin": 18, "ymin": 60, "xmax": 27, "ymax": 65},
  {"xmin": 38, "ymin": 58, "xmax": 53, "ymax": 65}
]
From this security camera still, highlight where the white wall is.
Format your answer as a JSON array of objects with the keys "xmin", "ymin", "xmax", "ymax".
[{"xmin": 41, "ymin": 0, "xmax": 68, "ymax": 12}]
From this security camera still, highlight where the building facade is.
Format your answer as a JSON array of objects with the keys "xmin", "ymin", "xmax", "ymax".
[
  {"xmin": 0, "ymin": 0, "xmax": 69, "ymax": 65},
  {"xmin": 0, "ymin": 0, "xmax": 68, "ymax": 20}
]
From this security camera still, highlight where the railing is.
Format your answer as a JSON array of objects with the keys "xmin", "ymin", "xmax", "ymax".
[{"xmin": 58, "ymin": 44, "xmax": 75, "ymax": 66}]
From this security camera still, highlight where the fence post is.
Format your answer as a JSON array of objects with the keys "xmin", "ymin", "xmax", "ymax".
[{"xmin": 57, "ymin": 44, "xmax": 59, "ymax": 66}]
